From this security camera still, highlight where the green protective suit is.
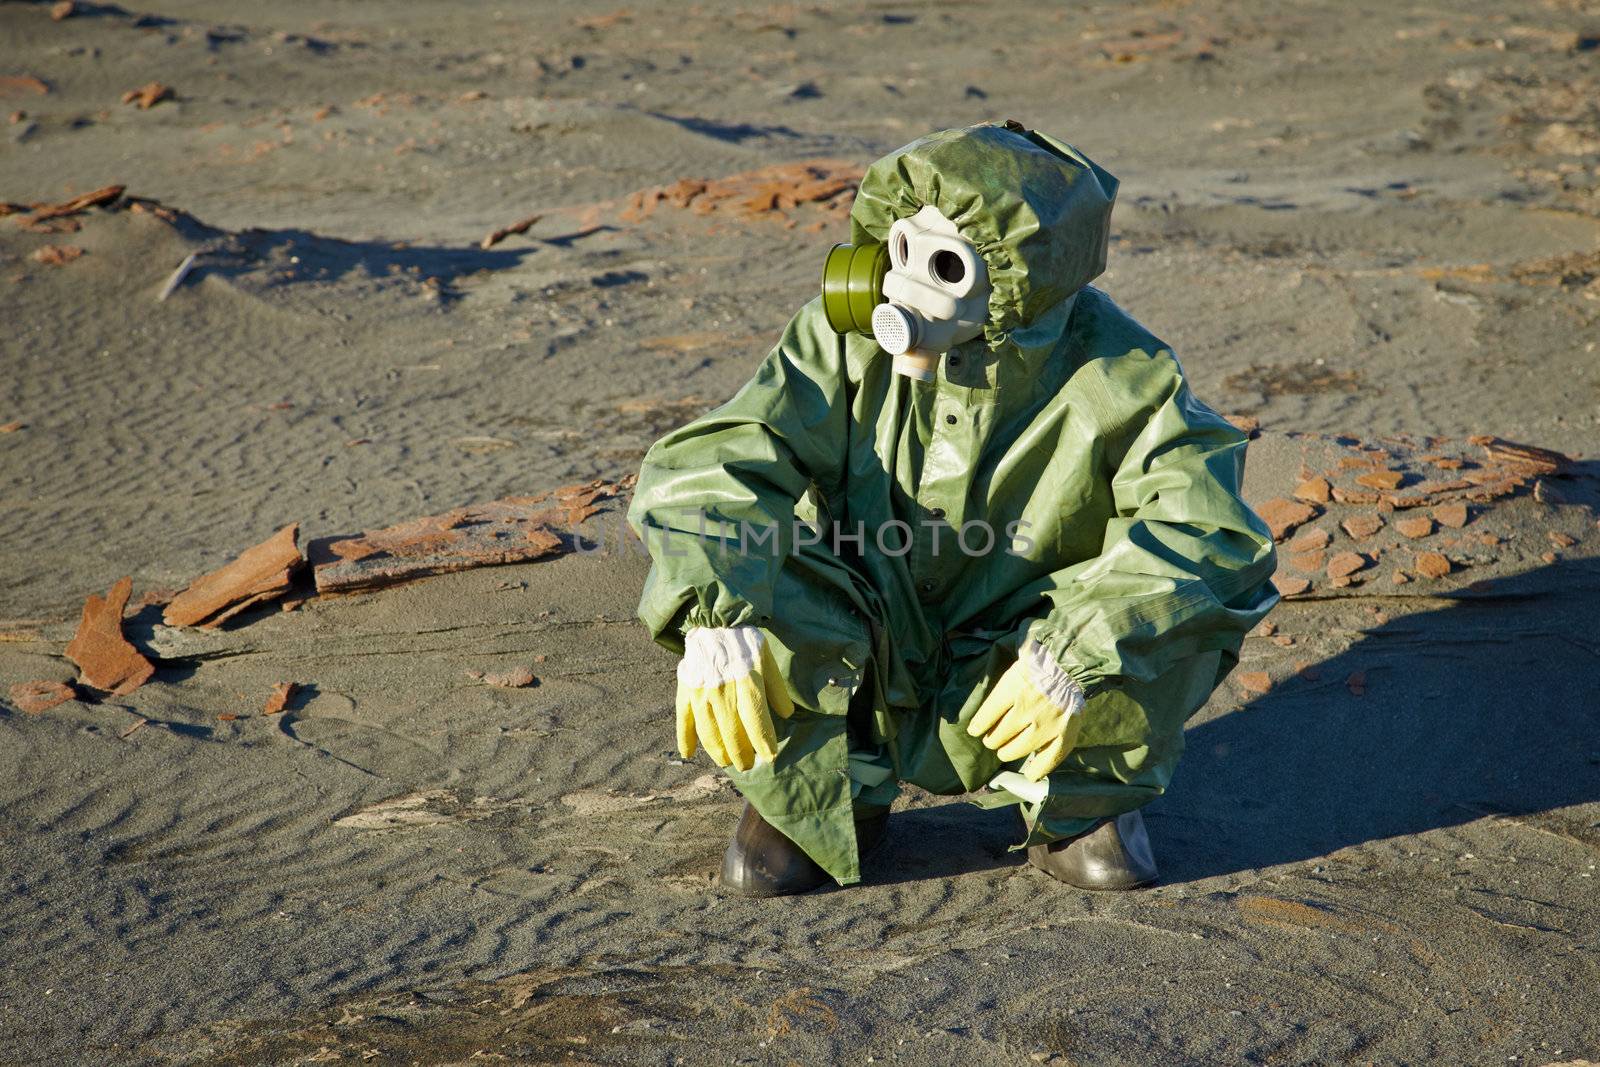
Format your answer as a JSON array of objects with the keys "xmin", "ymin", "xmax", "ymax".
[{"xmin": 628, "ymin": 123, "xmax": 1278, "ymax": 886}]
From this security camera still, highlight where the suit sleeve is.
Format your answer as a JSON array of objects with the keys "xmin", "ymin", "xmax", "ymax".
[
  {"xmin": 1027, "ymin": 349, "xmax": 1279, "ymax": 694},
  {"xmin": 628, "ymin": 302, "xmax": 868, "ymax": 656}
]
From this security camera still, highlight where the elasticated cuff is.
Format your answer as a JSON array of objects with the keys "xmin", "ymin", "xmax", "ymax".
[{"xmin": 1025, "ymin": 621, "xmax": 1111, "ymax": 699}]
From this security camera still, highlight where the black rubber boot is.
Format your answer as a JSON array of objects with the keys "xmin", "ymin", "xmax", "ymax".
[
  {"xmin": 1025, "ymin": 809, "xmax": 1158, "ymax": 891},
  {"xmin": 720, "ymin": 802, "xmax": 889, "ymax": 898}
]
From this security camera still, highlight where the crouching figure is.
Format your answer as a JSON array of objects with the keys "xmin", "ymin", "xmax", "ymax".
[{"xmin": 629, "ymin": 121, "xmax": 1278, "ymax": 896}]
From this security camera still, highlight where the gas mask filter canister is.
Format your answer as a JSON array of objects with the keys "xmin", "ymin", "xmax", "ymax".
[{"xmin": 820, "ymin": 205, "xmax": 991, "ymax": 381}]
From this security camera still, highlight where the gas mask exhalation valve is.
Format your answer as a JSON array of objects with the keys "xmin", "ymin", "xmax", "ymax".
[{"xmin": 821, "ymin": 205, "xmax": 991, "ymax": 381}]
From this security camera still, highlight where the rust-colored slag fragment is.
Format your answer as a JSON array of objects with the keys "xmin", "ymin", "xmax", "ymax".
[
  {"xmin": 1414, "ymin": 552, "xmax": 1452, "ymax": 579},
  {"xmin": 121, "ymin": 82, "xmax": 173, "ymax": 109},
  {"xmin": 263, "ymin": 682, "xmax": 298, "ymax": 715},
  {"xmin": 311, "ymin": 479, "xmax": 629, "ymax": 594},
  {"xmin": 66, "ymin": 577, "xmax": 155, "ymax": 694},
  {"xmin": 165, "ymin": 524, "xmax": 304, "ymax": 628},
  {"xmin": 1257, "ymin": 498, "xmax": 1318, "ymax": 541},
  {"xmin": 8, "ymin": 680, "xmax": 75, "ymax": 714},
  {"xmin": 621, "ymin": 160, "xmax": 863, "ymax": 228}
]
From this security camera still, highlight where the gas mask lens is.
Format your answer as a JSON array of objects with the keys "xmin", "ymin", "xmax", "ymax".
[{"xmin": 886, "ymin": 215, "xmax": 982, "ymax": 299}]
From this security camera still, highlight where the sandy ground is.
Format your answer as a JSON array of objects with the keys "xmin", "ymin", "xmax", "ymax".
[{"xmin": 2, "ymin": 0, "xmax": 1599, "ymax": 1063}]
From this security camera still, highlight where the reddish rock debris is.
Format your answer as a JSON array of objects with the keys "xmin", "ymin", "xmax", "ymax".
[
  {"xmin": 1341, "ymin": 513, "xmax": 1384, "ymax": 540},
  {"xmin": 1354, "ymin": 469, "xmax": 1404, "ymax": 490},
  {"xmin": 24, "ymin": 184, "xmax": 124, "ymax": 222},
  {"xmin": 480, "ymin": 212, "xmax": 542, "ymax": 251},
  {"xmin": 1275, "ymin": 576, "xmax": 1312, "ymax": 597},
  {"xmin": 1236, "ymin": 671, "xmax": 1272, "ymax": 695},
  {"xmin": 622, "ymin": 160, "xmax": 862, "ymax": 227},
  {"xmin": 8, "ymin": 679, "xmax": 75, "ymax": 714},
  {"xmin": 311, "ymin": 479, "xmax": 630, "ymax": 594},
  {"xmin": 1432, "ymin": 503, "xmax": 1469, "ymax": 528},
  {"xmin": 1326, "ymin": 551, "xmax": 1368, "ymax": 579},
  {"xmin": 1414, "ymin": 551, "xmax": 1452, "ymax": 579},
  {"xmin": 31, "ymin": 244, "xmax": 84, "ymax": 265},
  {"xmin": 121, "ymin": 82, "xmax": 173, "ymax": 109},
  {"xmin": 1395, "ymin": 516, "xmax": 1434, "ymax": 539},
  {"xmin": 1467, "ymin": 436, "xmax": 1567, "ymax": 476},
  {"xmin": 1293, "ymin": 476, "xmax": 1332, "ymax": 504},
  {"xmin": 1287, "ymin": 527, "xmax": 1331, "ymax": 553},
  {"xmin": 481, "ymin": 667, "xmax": 537, "ymax": 689},
  {"xmin": 0, "ymin": 74, "xmax": 50, "ymax": 97},
  {"xmin": 165, "ymin": 524, "xmax": 304, "ymax": 628},
  {"xmin": 1257, "ymin": 498, "xmax": 1318, "ymax": 542},
  {"xmin": 1289, "ymin": 549, "xmax": 1325, "ymax": 574},
  {"xmin": 263, "ymin": 681, "xmax": 298, "ymax": 715},
  {"xmin": 65, "ymin": 577, "xmax": 156, "ymax": 695}
]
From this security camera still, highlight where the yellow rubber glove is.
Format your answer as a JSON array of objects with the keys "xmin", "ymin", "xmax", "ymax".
[
  {"xmin": 675, "ymin": 627, "xmax": 794, "ymax": 772},
  {"xmin": 967, "ymin": 641, "xmax": 1087, "ymax": 781}
]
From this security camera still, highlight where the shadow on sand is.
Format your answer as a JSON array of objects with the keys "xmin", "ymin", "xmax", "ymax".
[
  {"xmin": 144, "ymin": 207, "xmax": 557, "ymax": 302},
  {"xmin": 863, "ymin": 552, "xmax": 1600, "ymax": 887},
  {"xmin": 219, "ymin": 228, "xmax": 535, "ymax": 299},
  {"xmin": 1160, "ymin": 553, "xmax": 1600, "ymax": 882}
]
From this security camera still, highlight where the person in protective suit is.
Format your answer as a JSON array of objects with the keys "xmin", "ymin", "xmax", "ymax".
[{"xmin": 628, "ymin": 121, "xmax": 1278, "ymax": 896}]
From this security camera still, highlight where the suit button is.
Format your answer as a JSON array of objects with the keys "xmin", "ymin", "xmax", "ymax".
[
  {"xmin": 944, "ymin": 414, "xmax": 958, "ymax": 425},
  {"xmin": 918, "ymin": 578, "xmax": 936, "ymax": 595},
  {"xmin": 929, "ymin": 507, "xmax": 945, "ymax": 520}
]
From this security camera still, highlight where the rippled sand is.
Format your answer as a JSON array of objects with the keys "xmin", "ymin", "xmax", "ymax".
[{"xmin": 2, "ymin": 1, "xmax": 1598, "ymax": 1062}]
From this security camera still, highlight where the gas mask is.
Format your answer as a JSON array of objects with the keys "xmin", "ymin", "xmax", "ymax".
[{"xmin": 821, "ymin": 205, "xmax": 992, "ymax": 381}]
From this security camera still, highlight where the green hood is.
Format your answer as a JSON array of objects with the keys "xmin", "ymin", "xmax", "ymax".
[{"xmin": 848, "ymin": 121, "xmax": 1120, "ymax": 345}]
